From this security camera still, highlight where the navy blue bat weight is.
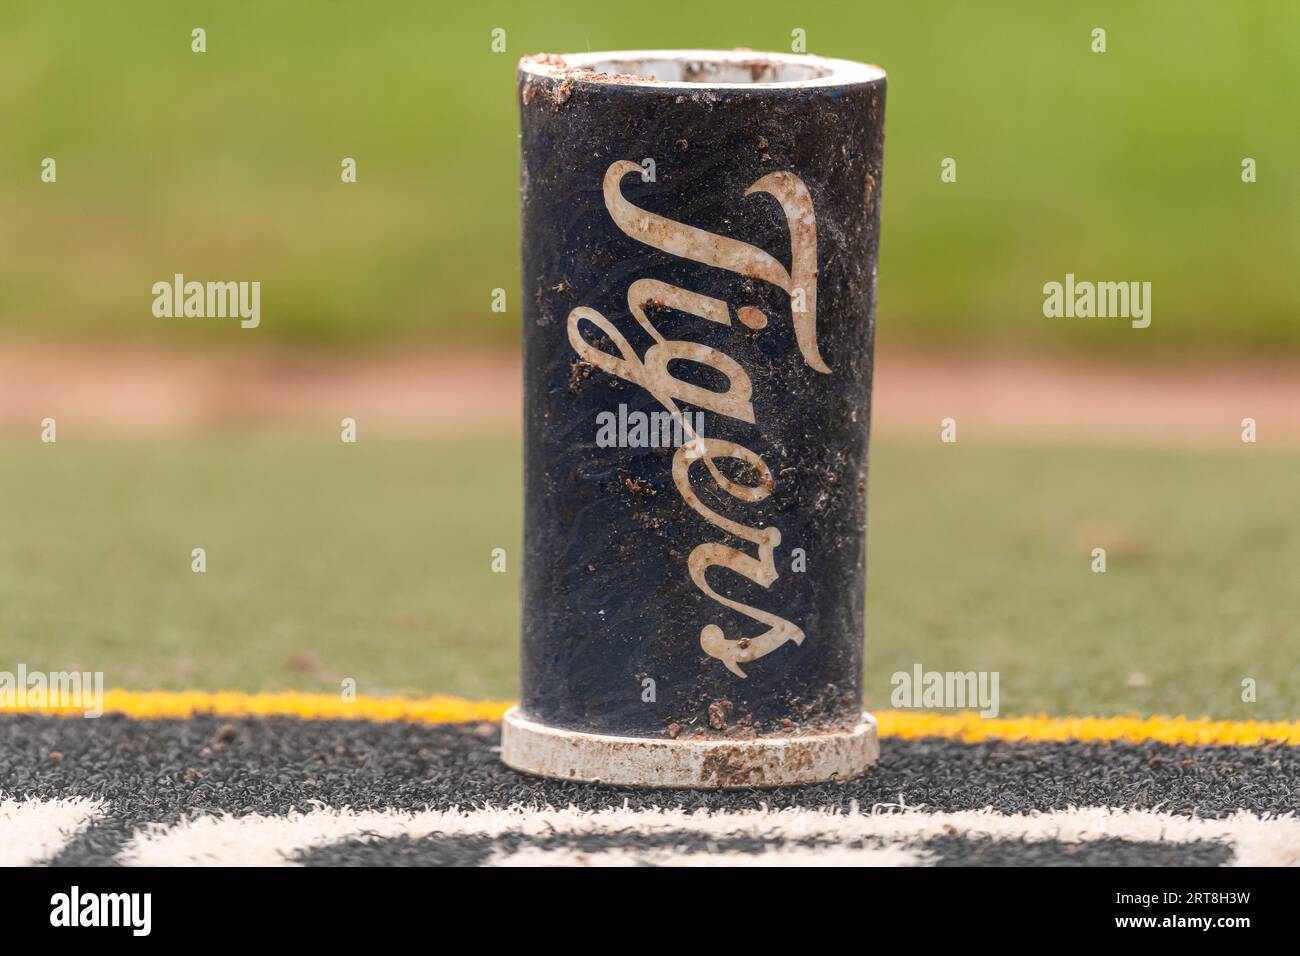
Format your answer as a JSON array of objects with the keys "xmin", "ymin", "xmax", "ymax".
[{"xmin": 506, "ymin": 50, "xmax": 887, "ymax": 788}]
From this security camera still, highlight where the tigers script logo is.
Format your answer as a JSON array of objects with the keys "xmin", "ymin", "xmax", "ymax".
[{"xmin": 567, "ymin": 160, "xmax": 823, "ymax": 677}]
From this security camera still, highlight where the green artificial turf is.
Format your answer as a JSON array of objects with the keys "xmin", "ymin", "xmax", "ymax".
[
  {"xmin": 1, "ymin": 0, "xmax": 1297, "ymax": 353},
  {"xmin": 3, "ymin": 435, "xmax": 1296, "ymax": 719}
]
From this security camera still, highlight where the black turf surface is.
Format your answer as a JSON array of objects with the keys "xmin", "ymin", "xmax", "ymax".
[
  {"xmin": 2, "ymin": 714, "xmax": 1294, "ymax": 866},
  {"xmin": 298, "ymin": 831, "xmax": 1234, "ymax": 868}
]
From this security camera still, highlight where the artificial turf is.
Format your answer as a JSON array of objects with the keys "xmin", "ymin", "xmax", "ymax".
[{"xmin": 3, "ymin": 436, "xmax": 1295, "ymax": 719}]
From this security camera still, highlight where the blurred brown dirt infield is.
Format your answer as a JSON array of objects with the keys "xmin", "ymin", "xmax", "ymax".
[{"xmin": 3, "ymin": 344, "xmax": 1300, "ymax": 446}]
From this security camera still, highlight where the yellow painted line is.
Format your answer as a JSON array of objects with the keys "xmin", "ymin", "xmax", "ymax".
[
  {"xmin": 874, "ymin": 711, "xmax": 1300, "ymax": 747},
  {"xmin": 7, "ymin": 692, "xmax": 1300, "ymax": 746},
  {"xmin": 9, "ymin": 690, "xmax": 511, "ymax": 724}
]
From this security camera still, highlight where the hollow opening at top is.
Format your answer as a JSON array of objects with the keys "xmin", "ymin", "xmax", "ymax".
[
  {"xmin": 519, "ymin": 50, "xmax": 885, "ymax": 90},
  {"xmin": 588, "ymin": 57, "xmax": 829, "ymax": 85}
]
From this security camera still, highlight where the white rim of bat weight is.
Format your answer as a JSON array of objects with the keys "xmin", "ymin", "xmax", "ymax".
[{"xmin": 500, "ymin": 707, "xmax": 878, "ymax": 789}]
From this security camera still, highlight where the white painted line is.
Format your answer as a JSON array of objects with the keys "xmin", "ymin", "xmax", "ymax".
[
  {"xmin": 0, "ymin": 795, "xmax": 106, "ymax": 866},
  {"xmin": 117, "ymin": 804, "xmax": 1300, "ymax": 867}
]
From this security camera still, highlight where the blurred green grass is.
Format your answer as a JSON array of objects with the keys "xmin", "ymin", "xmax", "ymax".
[
  {"xmin": 3, "ymin": 435, "xmax": 1296, "ymax": 719},
  {"xmin": 1, "ymin": 1, "xmax": 1297, "ymax": 352}
]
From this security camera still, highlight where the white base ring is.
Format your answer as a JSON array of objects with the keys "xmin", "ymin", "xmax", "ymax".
[{"xmin": 500, "ymin": 707, "xmax": 878, "ymax": 789}]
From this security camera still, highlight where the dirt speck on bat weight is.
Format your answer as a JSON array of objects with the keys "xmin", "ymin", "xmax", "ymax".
[
  {"xmin": 708, "ymin": 700, "xmax": 732, "ymax": 731},
  {"xmin": 623, "ymin": 477, "xmax": 656, "ymax": 497}
]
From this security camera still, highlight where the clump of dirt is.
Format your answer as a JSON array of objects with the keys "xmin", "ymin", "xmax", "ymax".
[
  {"xmin": 568, "ymin": 360, "xmax": 594, "ymax": 394},
  {"xmin": 213, "ymin": 723, "xmax": 239, "ymax": 744},
  {"xmin": 521, "ymin": 53, "xmax": 567, "ymax": 68},
  {"xmin": 708, "ymin": 699, "xmax": 732, "ymax": 731},
  {"xmin": 623, "ymin": 477, "xmax": 656, "ymax": 497},
  {"xmin": 552, "ymin": 76, "xmax": 575, "ymax": 110},
  {"xmin": 519, "ymin": 54, "xmax": 660, "ymax": 111}
]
